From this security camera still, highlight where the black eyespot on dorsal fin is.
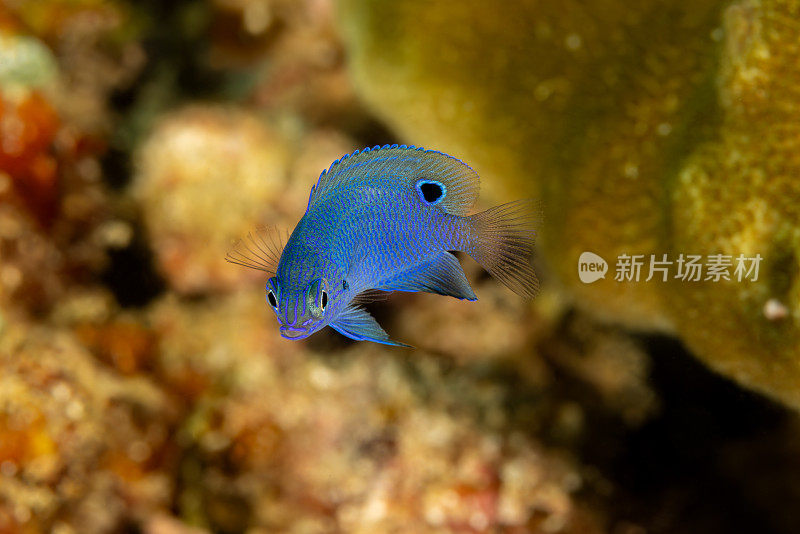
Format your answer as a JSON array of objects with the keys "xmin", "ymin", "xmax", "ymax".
[{"xmin": 417, "ymin": 179, "xmax": 446, "ymax": 204}]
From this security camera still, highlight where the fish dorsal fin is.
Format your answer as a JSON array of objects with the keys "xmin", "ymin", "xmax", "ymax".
[
  {"xmin": 377, "ymin": 251, "xmax": 477, "ymax": 301},
  {"xmin": 330, "ymin": 304, "xmax": 411, "ymax": 347},
  {"xmin": 225, "ymin": 225, "xmax": 286, "ymax": 275},
  {"xmin": 308, "ymin": 145, "xmax": 480, "ymax": 215}
]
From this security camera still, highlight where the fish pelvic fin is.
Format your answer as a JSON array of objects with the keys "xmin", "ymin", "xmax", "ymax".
[
  {"xmin": 467, "ymin": 199, "xmax": 542, "ymax": 299},
  {"xmin": 330, "ymin": 305, "xmax": 411, "ymax": 347},
  {"xmin": 377, "ymin": 250, "xmax": 477, "ymax": 301}
]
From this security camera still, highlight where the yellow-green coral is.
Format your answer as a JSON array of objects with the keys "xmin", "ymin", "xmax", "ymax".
[
  {"xmin": 669, "ymin": 0, "xmax": 800, "ymax": 407},
  {"xmin": 338, "ymin": 0, "xmax": 727, "ymax": 329},
  {"xmin": 338, "ymin": 0, "xmax": 800, "ymax": 408}
]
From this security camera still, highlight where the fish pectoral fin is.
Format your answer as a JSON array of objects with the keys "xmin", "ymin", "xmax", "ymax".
[
  {"xmin": 330, "ymin": 305, "xmax": 411, "ymax": 347},
  {"xmin": 377, "ymin": 251, "xmax": 477, "ymax": 301}
]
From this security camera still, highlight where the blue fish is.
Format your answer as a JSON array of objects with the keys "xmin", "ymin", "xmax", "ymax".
[{"xmin": 227, "ymin": 144, "xmax": 540, "ymax": 347}]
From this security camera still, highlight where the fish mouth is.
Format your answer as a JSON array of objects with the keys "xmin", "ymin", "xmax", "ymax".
[{"xmin": 280, "ymin": 325, "xmax": 310, "ymax": 340}]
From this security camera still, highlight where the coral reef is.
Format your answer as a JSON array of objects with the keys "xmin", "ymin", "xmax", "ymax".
[
  {"xmin": 336, "ymin": 0, "xmax": 800, "ymax": 408},
  {"xmin": 0, "ymin": 319, "xmax": 175, "ymax": 533},
  {"xmin": 0, "ymin": 27, "xmax": 121, "ymax": 318},
  {"xmin": 146, "ymin": 291, "xmax": 608, "ymax": 533},
  {"xmin": 3, "ymin": 0, "xmax": 800, "ymax": 532},
  {"xmin": 669, "ymin": 1, "xmax": 800, "ymax": 407},
  {"xmin": 133, "ymin": 106, "xmax": 290, "ymax": 294}
]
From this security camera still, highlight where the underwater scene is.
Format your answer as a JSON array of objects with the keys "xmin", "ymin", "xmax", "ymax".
[{"xmin": 2, "ymin": 0, "xmax": 800, "ymax": 532}]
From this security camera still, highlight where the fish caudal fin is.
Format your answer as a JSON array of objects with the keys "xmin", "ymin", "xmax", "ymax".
[{"xmin": 468, "ymin": 199, "xmax": 542, "ymax": 299}]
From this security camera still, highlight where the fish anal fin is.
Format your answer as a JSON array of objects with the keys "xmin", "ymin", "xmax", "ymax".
[
  {"xmin": 378, "ymin": 251, "xmax": 477, "ymax": 301},
  {"xmin": 330, "ymin": 305, "xmax": 411, "ymax": 347}
]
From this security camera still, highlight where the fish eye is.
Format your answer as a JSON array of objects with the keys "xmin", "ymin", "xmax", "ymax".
[
  {"xmin": 267, "ymin": 289, "xmax": 278, "ymax": 310},
  {"xmin": 307, "ymin": 279, "xmax": 328, "ymax": 319},
  {"xmin": 266, "ymin": 277, "xmax": 279, "ymax": 312}
]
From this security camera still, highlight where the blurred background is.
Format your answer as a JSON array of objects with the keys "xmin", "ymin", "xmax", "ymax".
[{"xmin": 2, "ymin": 0, "xmax": 800, "ymax": 533}]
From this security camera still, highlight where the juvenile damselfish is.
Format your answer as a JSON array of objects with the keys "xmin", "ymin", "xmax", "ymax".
[{"xmin": 227, "ymin": 144, "xmax": 540, "ymax": 346}]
